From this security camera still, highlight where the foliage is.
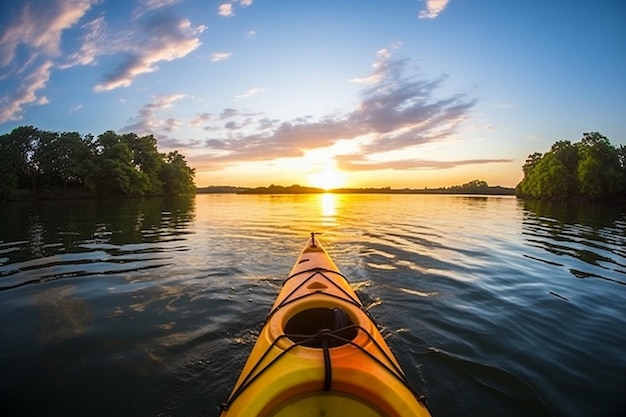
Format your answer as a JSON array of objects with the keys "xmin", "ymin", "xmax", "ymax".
[
  {"xmin": 448, "ymin": 179, "xmax": 489, "ymax": 193},
  {"xmin": 0, "ymin": 126, "xmax": 195, "ymax": 200},
  {"xmin": 517, "ymin": 132, "xmax": 626, "ymax": 201},
  {"xmin": 236, "ymin": 181, "xmax": 515, "ymax": 195}
]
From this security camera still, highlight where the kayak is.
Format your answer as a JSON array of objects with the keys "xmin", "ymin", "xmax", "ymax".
[{"xmin": 220, "ymin": 234, "xmax": 432, "ymax": 417}]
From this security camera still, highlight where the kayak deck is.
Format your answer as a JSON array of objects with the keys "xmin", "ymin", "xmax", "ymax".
[{"xmin": 220, "ymin": 234, "xmax": 431, "ymax": 417}]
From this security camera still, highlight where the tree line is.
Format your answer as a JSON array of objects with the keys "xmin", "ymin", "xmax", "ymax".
[
  {"xmin": 516, "ymin": 132, "xmax": 626, "ymax": 201},
  {"xmin": 235, "ymin": 181, "xmax": 515, "ymax": 195},
  {"xmin": 0, "ymin": 126, "xmax": 195, "ymax": 200}
]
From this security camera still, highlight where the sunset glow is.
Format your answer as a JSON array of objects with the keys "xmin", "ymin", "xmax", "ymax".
[
  {"xmin": 307, "ymin": 168, "xmax": 348, "ymax": 190},
  {"xmin": 0, "ymin": 1, "xmax": 624, "ymax": 189}
]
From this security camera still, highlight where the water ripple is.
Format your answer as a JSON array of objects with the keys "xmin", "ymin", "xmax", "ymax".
[{"xmin": 2, "ymin": 195, "xmax": 626, "ymax": 416}]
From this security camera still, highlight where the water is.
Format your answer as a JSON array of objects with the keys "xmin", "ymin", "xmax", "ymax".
[{"xmin": 0, "ymin": 194, "xmax": 625, "ymax": 416}]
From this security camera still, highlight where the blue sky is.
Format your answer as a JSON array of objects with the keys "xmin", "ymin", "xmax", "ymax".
[{"xmin": 1, "ymin": 0, "xmax": 624, "ymax": 188}]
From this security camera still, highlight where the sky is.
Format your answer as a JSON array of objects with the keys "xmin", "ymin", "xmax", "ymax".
[{"xmin": 1, "ymin": 0, "xmax": 625, "ymax": 189}]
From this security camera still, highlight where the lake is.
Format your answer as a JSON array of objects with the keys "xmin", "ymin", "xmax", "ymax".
[{"xmin": 1, "ymin": 194, "xmax": 625, "ymax": 416}]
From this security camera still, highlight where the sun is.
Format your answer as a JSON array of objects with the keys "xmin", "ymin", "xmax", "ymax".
[{"xmin": 307, "ymin": 168, "xmax": 347, "ymax": 190}]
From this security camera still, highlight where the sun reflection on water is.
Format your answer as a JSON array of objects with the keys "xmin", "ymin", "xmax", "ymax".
[{"xmin": 320, "ymin": 193, "xmax": 337, "ymax": 218}]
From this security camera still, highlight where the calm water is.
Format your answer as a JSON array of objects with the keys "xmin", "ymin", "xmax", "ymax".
[{"xmin": 1, "ymin": 194, "xmax": 625, "ymax": 416}]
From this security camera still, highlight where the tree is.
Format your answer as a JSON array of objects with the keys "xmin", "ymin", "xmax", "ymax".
[
  {"xmin": 93, "ymin": 131, "xmax": 152, "ymax": 197},
  {"xmin": 517, "ymin": 132, "xmax": 625, "ymax": 201},
  {"xmin": 33, "ymin": 131, "xmax": 94, "ymax": 191},
  {"xmin": 576, "ymin": 132, "xmax": 623, "ymax": 200},
  {"xmin": 159, "ymin": 151, "xmax": 196, "ymax": 195},
  {"xmin": 0, "ymin": 126, "xmax": 40, "ymax": 198},
  {"xmin": 122, "ymin": 133, "xmax": 164, "ymax": 195},
  {"xmin": 1, "ymin": 126, "xmax": 196, "ymax": 200},
  {"xmin": 522, "ymin": 152, "xmax": 543, "ymax": 176},
  {"xmin": 462, "ymin": 179, "xmax": 488, "ymax": 189},
  {"xmin": 0, "ymin": 133, "xmax": 21, "ymax": 199}
]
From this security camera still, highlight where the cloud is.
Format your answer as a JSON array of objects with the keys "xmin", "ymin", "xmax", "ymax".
[
  {"xmin": 122, "ymin": 93, "xmax": 186, "ymax": 135},
  {"xmin": 336, "ymin": 155, "xmax": 512, "ymax": 171},
  {"xmin": 235, "ymin": 87, "xmax": 265, "ymax": 99},
  {"xmin": 94, "ymin": 12, "xmax": 205, "ymax": 92},
  {"xmin": 190, "ymin": 112, "xmax": 212, "ymax": 127},
  {"xmin": 192, "ymin": 48, "xmax": 486, "ymax": 173},
  {"xmin": 0, "ymin": 0, "xmax": 99, "ymax": 123},
  {"xmin": 132, "ymin": 0, "xmax": 183, "ymax": 19},
  {"xmin": 349, "ymin": 43, "xmax": 401, "ymax": 84},
  {"xmin": 211, "ymin": 52, "xmax": 233, "ymax": 62},
  {"xmin": 60, "ymin": 16, "xmax": 105, "ymax": 69},
  {"xmin": 201, "ymin": 117, "xmax": 355, "ymax": 161},
  {"xmin": 140, "ymin": 0, "xmax": 181, "ymax": 12},
  {"xmin": 0, "ymin": 60, "xmax": 53, "ymax": 123},
  {"xmin": 218, "ymin": 4, "xmax": 234, "ymax": 17},
  {"xmin": 418, "ymin": 0, "xmax": 450, "ymax": 19},
  {"xmin": 219, "ymin": 1, "xmax": 253, "ymax": 18},
  {"xmin": 69, "ymin": 104, "xmax": 83, "ymax": 114},
  {"xmin": 163, "ymin": 117, "xmax": 181, "ymax": 132},
  {"xmin": 219, "ymin": 108, "xmax": 240, "ymax": 119},
  {"xmin": 0, "ymin": 0, "xmax": 97, "ymax": 68}
]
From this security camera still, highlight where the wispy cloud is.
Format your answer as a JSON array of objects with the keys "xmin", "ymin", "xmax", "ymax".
[
  {"xmin": 140, "ymin": 0, "xmax": 181, "ymax": 12},
  {"xmin": 350, "ymin": 48, "xmax": 393, "ymax": 85},
  {"xmin": 336, "ymin": 156, "xmax": 512, "ymax": 171},
  {"xmin": 350, "ymin": 42, "xmax": 401, "ymax": 84},
  {"xmin": 69, "ymin": 104, "xmax": 83, "ymax": 114},
  {"xmin": 0, "ymin": 60, "xmax": 53, "ymax": 123},
  {"xmin": 94, "ymin": 12, "xmax": 206, "ymax": 92},
  {"xmin": 235, "ymin": 87, "xmax": 265, "ymax": 99},
  {"xmin": 0, "ymin": 0, "xmax": 97, "ymax": 68},
  {"xmin": 133, "ymin": 0, "xmax": 182, "ymax": 19},
  {"xmin": 60, "ymin": 16, "xmax": 105, "ymax": 68},
  {"xmin": 122, "ymin": 93, "xmax": 186, "ymax": 135},
  {"xmin": 0, "ymin": 0, "xmax": 206, "ymax": 123},
  {"xmin": 0, "ymin": 0, "xmax": 98, "ymax": 123},
  {"xmin": 193, "ymin": 48, "xmax": 487, "ymax": 171},
  {"xmin": 418, "ymin": 0, "xmax": 450, "ymax": 19},
  {"xmin": 211, "ymin": 52, "xmax": 233, "ymax": 62},
  {"xmin": 190, "ymin": 112, "xmax": 212, "ymax": 127}
]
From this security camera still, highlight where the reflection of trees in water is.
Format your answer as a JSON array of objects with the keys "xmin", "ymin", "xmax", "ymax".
[
  {"xmin": 522, "ymin": 199, "xmax": 624, "ymax": 227},
  {"xmin": 35, "ymin": 286, "xmax": 93, "ymax": 345},
  {"xmin": 0, "ymin": 196, "xmax": 195, "ymax": 263},
  {"xmin": 522, "ymin": 200, "xmax": 626, "ymax": 285}
]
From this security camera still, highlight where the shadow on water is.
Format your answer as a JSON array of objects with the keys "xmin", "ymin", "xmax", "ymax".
[
  {"xmin": 522, "ymin": 199, "xmax": 625, "ymax": 227},
  {"xmin": 521, "ymin": 199, "xmax": 626, "ymax": 286},
  {"xmin": 419, "ymin": 347, "xmax": 552, "ymax": 416},
  {"xmin": 0, "ymin": 196, "xmax": 199, "ymax": 416},
  {"xmin": 0, "ymin": 197, "xmax": 195, "ymax": 291},
  {"xmin": 1, "ymin": 196, "xmax": 195, "ymax": 247}
]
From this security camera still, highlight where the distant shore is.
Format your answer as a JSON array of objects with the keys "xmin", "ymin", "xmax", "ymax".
[{"xmin": 196, "ymin": 184, "xmax": 516, "ymax": 196}]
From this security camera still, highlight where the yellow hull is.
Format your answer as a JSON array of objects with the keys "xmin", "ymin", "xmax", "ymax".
[{"xmin": 220, "ymin": 235, "xmax": 432, "ymax": 417}]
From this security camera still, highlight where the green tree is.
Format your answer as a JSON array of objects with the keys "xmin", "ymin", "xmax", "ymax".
[
  {"xmin": 0, "ymin": 133, "xmax": 21, "ymax": 199},
  {"xmin": 0, "ymin": 126, "xmax": 40, "ymax": 198},
  {"xmin": 33, "ymin": 131, "xmax": 93, "ymax": 191},
  {"xmin": 576, "ymin": 132, "xmax": 623, "ymax": 200},
  {"xmin": 120, "ymin": 133, "xmax": 164, "ymax": 195},
  {"xmin": 93, "ymin": 131, "xmax": 151, "ymax": 197},
  {"xmin": 522, "ymin": 152, "xmax": 543, "ymax": 176},
  {"xmin": 462, "ymin": 179, "xmax": 488, "ymax": 189},
  {"xmin": 517, "ymin": 132, "xmax": 625, "ymax": 201},
  {"xmin": 1, "ymin": 126, "xmax": 195, "ymax": 200},
  {"xmin": 159, "ymin": 151, "xmax": 196, "ymax": 195}
]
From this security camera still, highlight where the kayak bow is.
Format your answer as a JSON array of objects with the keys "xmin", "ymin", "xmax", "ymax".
[{"xmin": 220, "ymin": 234, "xmax": 431, "ymax": 417}]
